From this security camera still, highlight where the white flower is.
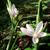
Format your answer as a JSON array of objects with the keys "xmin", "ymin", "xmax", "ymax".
[
  {"xmin": 20, "ymin": 21, "xmax": 47, "ymax": 44},
  {"xmin": 7, "ymin": 4, "xmax": 18, "ymax": 17}
]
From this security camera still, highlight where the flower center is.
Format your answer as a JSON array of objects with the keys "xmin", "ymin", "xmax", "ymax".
[{"xmin": 33, "ymin": 33, "xmax": 38, "ymax": 38}]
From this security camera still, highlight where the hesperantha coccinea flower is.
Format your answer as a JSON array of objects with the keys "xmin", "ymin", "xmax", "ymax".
[
  {"xmin": 7, "ymin": 4, "xmax": 19, "ymax": 17},
  {"xmin": 20, "ymin": 21, "xmax": 47, "ymax": 44}
]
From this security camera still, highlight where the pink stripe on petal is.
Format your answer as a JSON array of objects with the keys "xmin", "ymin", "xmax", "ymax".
[{"xmin": 35, "ymin": 21, "xmax": 43, "ymax": 34}]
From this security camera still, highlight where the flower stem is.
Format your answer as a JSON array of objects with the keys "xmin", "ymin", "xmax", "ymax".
[
  {"xmin": 36, "ymin": 0, "xmax": 42, "ymax": 24},
  {"xmin": 33, "ymin": 44, "xmax": 37, "ymax": 50},
  {"xmin": 10, "ymin": 36, "xmax": 18, "ymax": 50},
  {"xmin": 6, "ymin": 34, "xmax": 13, "ymax": 50}
]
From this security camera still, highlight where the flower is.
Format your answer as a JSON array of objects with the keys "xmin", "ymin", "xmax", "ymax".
[
  {"xmin": 20, "ymin": 21, "xmax": 47, "ymax": 44},
  {"xmin": 7, "ymin": 4, "xmax": 18, "ymax": 17}
]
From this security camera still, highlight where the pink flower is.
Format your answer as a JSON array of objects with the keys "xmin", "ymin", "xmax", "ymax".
[
  {"xmin": 7, "ymin": 4, "xmax": 18, "ymax": 17},
  {"xmin": 20, "ymin": 21, "xmax": 47, "ymax": 44}
]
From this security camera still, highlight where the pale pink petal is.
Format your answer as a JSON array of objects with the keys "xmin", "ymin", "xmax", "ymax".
[
  {"xmin": 20, "ymin": 27, "xmax": 33, "ymax": 36},
  {"xmin": 20, "ymin": 27, "xmax": 27, "ymax": 34},
  {"xmin": 26, "ymin": 24, "xmax": 34, "ymax": 32},
  {"xmin": 32, "ymin": 37, "xmax": 39, "ymax": 44},
  {"xmin": 12, "ymin": 4, "xmax": 18, "ymax": 17},
  {"xmin": 26, "ymin": 24, "xmax": 34, "ymax": 36},
  {"xmin": 26, "ymin": 30, "xmax": 33, "ymax": 36},
  {"xmin": 35, "ymin": 21, "xmax": 43, "ymax": 34},
  {"xmin": 38, "ymin": 32, "xmax": 47, "ymax": 37}
]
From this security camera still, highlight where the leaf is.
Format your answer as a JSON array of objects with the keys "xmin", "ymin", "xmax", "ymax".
[
  {"xmin": 25, "ymin": 48, "xmax": 31, "ymax": 50},
  {"xmin": 19, "ymin": 32, "xmax": 26, "ymax": 36}
]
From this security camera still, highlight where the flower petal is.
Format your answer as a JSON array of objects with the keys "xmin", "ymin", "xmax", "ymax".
[
  {"xmin": 26, "ymin": 24, "xmax": 34, "ymax": 32},
  {"xmin": 12, "ymin": 4, "xmax": 18, "ymax": 17},
  {"xmin": 27, "ymin": 30, "xmax": 33, "ymax": 36},
  {"xmin": 32, "ymin": 37, "xmax": 39, "ymax": 44},
  {"xmin": 38, "ymin": 32, "xmax": 47, "ymax": 37},
  {"xmin": 20, "ymin": 27, "xmax": 27, "ymax": 34},
  {"xmin": 20, "ymin": 27, "xmax": 33, "ymax": 36},
  {"xmin": 35, "ymin": 21, "xmax": 43, "ymax": 34}
]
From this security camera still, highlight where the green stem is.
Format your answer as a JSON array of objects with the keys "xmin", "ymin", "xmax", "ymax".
[
  {"xmin": 10, "ymin": 16, "xmax": 18, "ymax": 32},
  {"xmin": 10, "ymin": 36, "xmax": 18, "ymax": 50},
  {"xmin": 6, "ymin": 34, "xmax": 13, "ymax": 50},
  {"xmin": 33, "ymin": 44, "xmax": 37, "ymax": 50},
  {"xmin": 36, "ymin": 0, "xmax": 42, "ymax": 24}
]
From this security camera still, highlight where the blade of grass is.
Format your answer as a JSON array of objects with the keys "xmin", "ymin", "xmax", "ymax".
[
  {"xmin": 6, "ymin": 34, "xmax": 13, "ymax": 50},
  {"xmin": 10, "ymin": 36, "xmax": 18, "ymax": 50}
]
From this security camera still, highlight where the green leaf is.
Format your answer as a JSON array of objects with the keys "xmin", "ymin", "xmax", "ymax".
[
  {"xmin": 25, "ymin": 48, "xmax": 32, "ymax": 50},
  {"xmin": 19, "ymin": 32, "xmax": 26, "ymax": 36}
]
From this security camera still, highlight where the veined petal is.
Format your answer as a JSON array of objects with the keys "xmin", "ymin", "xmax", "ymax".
[
  {"xmin": 35, "ymin": 21, "xmax": 43, "ymax": 34},
  {"xmin": 26, "ymin": 24, "xmax": 34, "ymax": 32},
  {"xmin": 32, "ymin": 37, "xmax": 39, "ymax": 44},
  {"xmin": 12, "ymin": 4, "xmax": 16, "ymax": 12},
  {"xmin": 12, "ymin": 4, "xmax": 18, "ymax": 17},
  {"xmin": 20, "ymin": 27, "xmax": 27, "ymax": 34},
  {"xmin": 38, "ymin": 32, "xmax": 47, "ymax": 37},
  {"xmin": 26, "ymin": 30, "xmax": 33, "ymax": 36},
  {"xmin": 20, "ymin": 27, "xmax": 33, "ymax": 36}
]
